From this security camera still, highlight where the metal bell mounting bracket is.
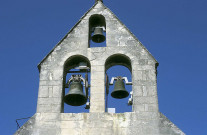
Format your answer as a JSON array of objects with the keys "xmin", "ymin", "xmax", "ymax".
[
  {"xmin": 91, "ymin": 26, "xmax": 106, "ymax": 32},
  {"xmin": 109, "ymin": 76, "xmax": 132, "ymax": 85},
  {"xmin": 74, "ymin": 62, "xmax": 90, "ymax": 70},
  {"xmin": 65, "ymin": 74, "xmax": 90, "ymax": 109}
]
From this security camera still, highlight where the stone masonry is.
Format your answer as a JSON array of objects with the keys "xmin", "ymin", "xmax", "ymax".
[{"xmin": 14, "ymin": 1, "xmax": 185, "ymax": 135}]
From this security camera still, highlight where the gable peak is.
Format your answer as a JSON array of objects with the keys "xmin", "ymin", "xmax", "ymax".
[{"xmin": 96, "ymin": 0, "xmax": 103, "ymax": 3}]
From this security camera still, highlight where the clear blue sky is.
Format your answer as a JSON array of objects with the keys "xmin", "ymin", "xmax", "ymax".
[{"xmin": 0, "ymin": 0, "xmax": 207, "ymax": 134}]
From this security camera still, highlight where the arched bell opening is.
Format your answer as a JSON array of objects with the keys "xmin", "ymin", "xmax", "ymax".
[
  {"xmin": 89, "ymin": 14, "xmax": 106, "ymax": 48},
  {"xmin": 63, "ymin": 55, "xmax": 91, "ymax": 113},
  {"xmin": 105, "ymin": 54, "xmax": 132, "ymax": 113}
]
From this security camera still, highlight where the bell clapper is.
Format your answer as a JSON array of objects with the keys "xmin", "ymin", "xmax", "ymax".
[{"xmin": 128, "ymin": 91, "xmax": 133, "ymax": 106}]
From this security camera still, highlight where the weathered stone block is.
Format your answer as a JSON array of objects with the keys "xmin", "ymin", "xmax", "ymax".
[
  {"xmin": 133, "ymin": 104, "xmax": 145, "ymax": 112},
  {"xmin": 38, "ymin": 97, "xmax": 61, "ymax": 105},
  {"xmin": 36, "ymin": 113, "xmax": 60, "ymax": 121},
  {"xmin": 98, "ymin": 113, "xmax": 113, "ymax": 121},
  {"xmin": 146, "ymin": 85, "xmax": 157, "ymax": 96},
  {"xmin": 144, "ymin": 104, "xmax": 159, "ymax": 112},
  {"xmin": 133, "ymin": 80, "xmax": 156, "ymax": 86},
  {"xmin": 133, "ymin": 70, "xmax": 143, "ymax": 80},
  {"xmin": 90, "ymin": 101, "xmax": 105, "ymax": 113},
  {"xmin": 91, "ymin": 65, "xmax": 104, "ymax": 71},
  {"xmin": 90, "ymin": 86, "xmax": 104, "ymax": 93},
  {"xmin": 61, "ymin": 113, "xmax": 84, "ymax": 121},
  {"xmin": 61, "ymin": 121, "xmax": 84, "ymax": 128},
  {"xmin": 53, "ymin": 86, "xmax": 62, "ymax": 97},
  {"xmin": 90, "ymin": 93, "xmax": 105, "ymax": 102},
  {"xmin": 132, "ymin": 86, "xmax": 143, "ymax": 96},
  {"xmin": 52, "ymin": 70, "xmax": 63, "ymax": 80},
  {"xmin": 133, "ymin": 65, "xmax": 155, "ymax": 70},
  {"xmin": 90, "ymin": 79, "xmax": 105, "ymax": 87},
  {"xmin": 134, "ymin": 96, "xmax": 157, "ymax": 104},
  {"xmin": 38, "ymin": 86, "xmax": 49, "ymax": 98},
  {"xmin": 61, "ymin": 128, "xmax": 81, "ymax": 135}
]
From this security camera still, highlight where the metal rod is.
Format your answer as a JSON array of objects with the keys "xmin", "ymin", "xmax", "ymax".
[{"xmin": 16, "ymin": 117, "xmax": 31, "ymax": 129}]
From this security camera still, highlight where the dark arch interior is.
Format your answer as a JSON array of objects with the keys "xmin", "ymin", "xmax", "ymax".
[
  {"xmin": 89, "ymin": 14, "xmax": 106, "ymax": 47},
  {"xmin": 64, "ymin": 55, "xmax": 91, "ymax": 72},
  {"xmin": 105, "ymin": 54, "xmax": 132, "ymax": 72},
  {"xmin": 89, "ymin": 14, "xmax": 106, "ymax": 28}
]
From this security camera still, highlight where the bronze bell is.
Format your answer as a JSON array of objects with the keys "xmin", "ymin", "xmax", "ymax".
[
  {"xmin": 64, "ymin": 81, "xmax": 87, "ymax": 106},
  {"xmin": 91, "ymin": 27, "xmax": 105, "ymax": 43},
  {"xmin": 111, "ymin": 78, "xmax": 129, "ymax": 99}
]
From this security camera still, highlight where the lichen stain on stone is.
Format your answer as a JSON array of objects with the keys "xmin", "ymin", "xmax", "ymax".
[
  {"xmin": 55, "ymin": 46, "xmax": 61, "ymax": 51},
  {"xmin": 83, "ymin": 113, "xmax": 87, "ymax": 122},
  {"xmin": 116, "ymin": 113, "xmax": 126, "ymax": 122}
]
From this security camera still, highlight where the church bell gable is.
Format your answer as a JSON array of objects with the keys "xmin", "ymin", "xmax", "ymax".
[{"xmin": 15, "ymin": 1, "xmax": 185, "ymax": 135}]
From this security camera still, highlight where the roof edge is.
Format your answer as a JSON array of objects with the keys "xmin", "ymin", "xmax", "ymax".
[
  {"xmin": 160, "ymin": 112, "xmax": 185, "ymax": 135},
  {"xmin": 37, "ymin": 1, "xmax": 100, "ymax": 71},
  {"xmin": 101, "ymin": 4, "xmax": 158, "ymax": 64}
]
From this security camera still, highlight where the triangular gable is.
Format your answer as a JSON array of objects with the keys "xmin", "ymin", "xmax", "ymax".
[{"xmin": 38, "ymin": 1, "xmax": 158, "ymax": 71}]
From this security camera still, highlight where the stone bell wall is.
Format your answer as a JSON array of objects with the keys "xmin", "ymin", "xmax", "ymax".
[{"xmin": 14, "ymin": 1, "xmax": 185, "ymax": 135}]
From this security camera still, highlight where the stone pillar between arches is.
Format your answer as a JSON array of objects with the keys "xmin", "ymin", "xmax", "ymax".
[{"xmin": 89, "ymin": 65, "xmax": 105, "ymax": 113}]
